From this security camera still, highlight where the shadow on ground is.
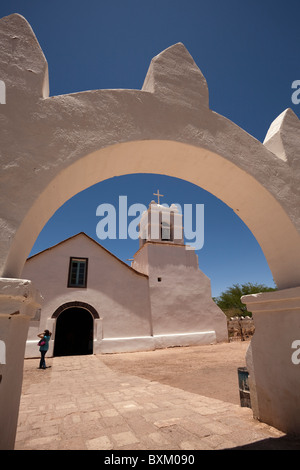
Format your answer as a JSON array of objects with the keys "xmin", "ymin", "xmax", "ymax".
[
  {"xmin": 101, "ymin": 342, "xmax": 251, "ymax": 405},
  {"xmin": 227, "ymin": 435, "xmax": 300, "ymax": 450}
]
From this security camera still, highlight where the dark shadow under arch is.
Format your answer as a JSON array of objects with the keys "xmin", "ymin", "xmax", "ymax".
[
  {"xmin": 53, "ymin": 302, "xmax": 98, "ymax": 356},
  {"xmin": 52, "ymin": 301, "xmax": 99, "ymax": 319}
]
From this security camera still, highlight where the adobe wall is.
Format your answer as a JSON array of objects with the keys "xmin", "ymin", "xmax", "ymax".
[
  {"xmin": 227, "ymin": 316, "xmax": 255, "ymax": 341},
  {"xmin": 1, "ymin": 13, "xmax": 300, "ymax": 446},
  {"xmin": 133, "ymin": 242, "xmax": 228, "ymax": 343},
  {"xmin": 22, "ymin": 234, "xmax": 152, "ymax": 356}
]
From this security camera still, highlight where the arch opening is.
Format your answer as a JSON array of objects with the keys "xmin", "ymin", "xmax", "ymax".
[
  {"xmin": 53, "ymin": 306, "xmax": 94, "ymax": 357},
  {"xmin": 5, "ymin": 140, "xmax": 300, "ymax": 291}
]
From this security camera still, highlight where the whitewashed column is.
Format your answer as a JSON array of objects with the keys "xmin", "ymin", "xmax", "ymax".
[
  {"xmin": 242, "ymin": 287, "xmax": 300, "ymax": 434},
  {"xmin": 0, "ymin": 279, "xmax": 42, "ymax": 449}
]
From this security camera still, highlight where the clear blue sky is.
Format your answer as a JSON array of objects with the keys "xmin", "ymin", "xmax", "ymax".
[{"xmin": 1, "ymin": 1, "xmax": 299, "ymax": 297}]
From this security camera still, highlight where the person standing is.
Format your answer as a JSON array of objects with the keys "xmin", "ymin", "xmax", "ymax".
[{"xmin": 37, "ymin": 330, "xmax": 52, "ymax": 369}]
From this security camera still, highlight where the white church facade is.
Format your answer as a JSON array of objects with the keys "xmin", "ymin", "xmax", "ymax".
[{"xmin": 22, "ymin": 200, "xmax": 228, "ymax": 357}]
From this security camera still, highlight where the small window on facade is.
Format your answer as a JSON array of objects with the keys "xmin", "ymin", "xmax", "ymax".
[{"xmin": 68, "ymin": 258, "xmax": 88, "ymax": 288}]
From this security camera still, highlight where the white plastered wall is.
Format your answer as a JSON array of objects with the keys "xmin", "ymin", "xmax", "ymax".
[
  {"xmin": 0, "ymin": 13, "xmax": 300, "ymax": 440},
  {"xmin": 133, "ymin": 242, "xmax": 228, "ymax": 343},
  {"xmin": 21, "ymin": 233, "xmax": 152, "ymax": 356},
  {"xmin": 0, "ymin": 15, "xmax": 299, "ymax": 294}
]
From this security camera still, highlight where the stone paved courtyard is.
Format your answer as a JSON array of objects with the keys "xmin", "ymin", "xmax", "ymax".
[{"xmin": 15, "ymin": 342, "xmax": 300, "ymax": 450}]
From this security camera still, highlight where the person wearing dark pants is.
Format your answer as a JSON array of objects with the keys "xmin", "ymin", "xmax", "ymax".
[{"xmin": 37, "ymin": 330, "xmax": 52, "ymax": 369}]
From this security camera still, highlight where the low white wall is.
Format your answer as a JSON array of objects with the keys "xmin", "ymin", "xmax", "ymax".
[{"xmin": 98, "ymin": 330, "xmax": 217, "ymax": 354}]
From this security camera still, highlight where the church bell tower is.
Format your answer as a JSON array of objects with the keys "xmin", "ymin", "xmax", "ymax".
[
  {"xmin": 131, "ymin": 191, "xmax": 228, "ymax": 345},
  {"xmin": 138, "ymin": 190, "xmax": 184, "ymax": 249},
  {"xmin": 131, "ymin": 191, "xmax": 198, "ymax": 276}
]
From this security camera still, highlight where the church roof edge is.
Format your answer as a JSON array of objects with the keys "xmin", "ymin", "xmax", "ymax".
[{"xmin": 26, "ymin": 232, "xmax": 149, "ymax": 278}]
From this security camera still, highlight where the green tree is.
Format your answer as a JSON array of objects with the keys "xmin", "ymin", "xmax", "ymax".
[{"xmin": 213, "ymin": 282, "xmax": 276, "ymax": 318}]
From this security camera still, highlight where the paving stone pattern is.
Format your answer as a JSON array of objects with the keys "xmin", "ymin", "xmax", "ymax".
[{"xmin": 15, "ymin": 355, "xmax": 294, "ymax": 450}]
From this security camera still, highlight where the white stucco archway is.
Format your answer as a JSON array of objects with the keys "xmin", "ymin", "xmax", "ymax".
[
  {"xmin": 0, "ymin": 14, "xmax": 299, "ymax": 291},
  {"xmin": 4, "ymin": 139, "xmax": 300, "ymax": 292},
  {"xmin": 1, "ymin": 13, "xmax": 300, "ymax": 447}
]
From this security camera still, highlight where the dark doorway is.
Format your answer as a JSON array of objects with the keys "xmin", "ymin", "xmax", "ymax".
[{"xmin": 53, "ymin": 307, "xmax": 93, "ymax": 356}]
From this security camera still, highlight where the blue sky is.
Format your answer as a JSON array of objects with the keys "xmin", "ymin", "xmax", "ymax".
[{"xmin": 1, "ymin": 1, "xmax": 299, "ymax": 297}]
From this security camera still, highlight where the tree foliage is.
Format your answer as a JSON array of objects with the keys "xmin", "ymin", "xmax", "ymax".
[{"xmin": 213, "ymin": 282, "xmax": 277, "ymax": 318}]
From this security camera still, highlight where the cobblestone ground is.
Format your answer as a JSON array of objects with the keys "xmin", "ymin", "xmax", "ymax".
[{"xmin": 15, "ymin": 346, "xmax": 300, "ymax": 450}]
